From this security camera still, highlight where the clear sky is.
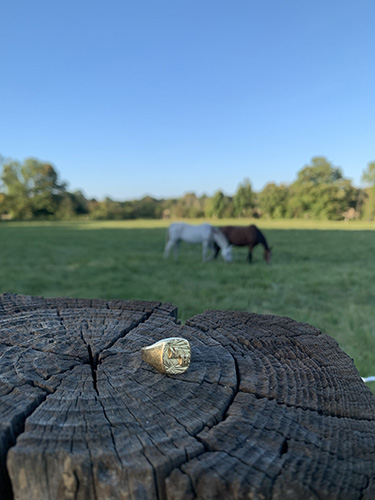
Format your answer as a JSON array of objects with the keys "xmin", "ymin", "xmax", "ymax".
[{"xmin": 1, "ymin": 0, "xmax": 374, "ymax": 200}]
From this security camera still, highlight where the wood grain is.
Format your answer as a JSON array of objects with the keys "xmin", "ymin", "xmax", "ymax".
[{"xmin": 0, "ymin": 294, "xmax": 374, "ymax": 500}]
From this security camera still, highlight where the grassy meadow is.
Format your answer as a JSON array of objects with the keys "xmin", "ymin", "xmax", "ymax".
[{"xmin": 0, "ymin": 218, "xmax": 374, "ymax": 391}]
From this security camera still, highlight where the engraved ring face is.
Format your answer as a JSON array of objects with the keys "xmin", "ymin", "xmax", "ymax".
[
  {"xmin": 141, "ymin": 337, "xmax": 191, "ymax": 374},
  {"xmin": 162, "ymin": 338, "xmax": 191, "ymax": 374}
]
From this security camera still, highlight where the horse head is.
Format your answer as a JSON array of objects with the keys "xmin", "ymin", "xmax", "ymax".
[
  {"xmin": 264, "ymin": 247, "xmax": 272, "ymax": 264},
  {"xmin": 221, "ymin": 245, "xmax": 233, "ymax": 262},
  {"xmin": 211, "ymin": 227, "xmax": 232, "ymax": 262}
]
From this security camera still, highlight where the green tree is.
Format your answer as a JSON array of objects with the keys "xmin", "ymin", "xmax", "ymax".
[
  {"xmin": 56, "ymin": 190, "xmax": 89, "ymax": 219},
  {"xmin": 25, "ymin": 158, "xmax": 67, "ymax": 216},
  {"xmin": 258, "ymin": 183, "xmax": 289, "ymax": 218},
  {"xmin": 295, "ymin": 156, "xmax": 343, "ymax": 185},
  {"xmin": 0, "ymin": 192, "xmax": 6, "ymax": 218},
  {"xmin": 361, "ymin": 161, "xmax": 375, "ymax": 220},
  {"xmin": 131, "ymin": 196, "xmax": 162, "ymax": 218},
  {"xmin": 205, "ymin": 190, "xmax": 234, "ymax": 218},
  {"xmin": 287, "ymin": 157, "xmax": 358, "ymax": 220},
  {"xmin": 171, "ymin": 193, "xmax": 206, "ymax": 218},
  {"xmin": 1, "ymin": 160, "xmax": 32, "ymax": 218},
  {"xmin": 233, "ymin": 179, "xmax": 256, "ymax": 217},
  {"xmin": 1, "ymin": 157, "xmax": 66, "ymax": 219},
  {"xmin": 89, "ymin": 197, "xmax": 125, "ymax": 220}
]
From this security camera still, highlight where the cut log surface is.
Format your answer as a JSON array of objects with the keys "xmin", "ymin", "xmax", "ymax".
[{"xmin": 0, "ymin": 293, "xmax": 374, "ymax": 500}]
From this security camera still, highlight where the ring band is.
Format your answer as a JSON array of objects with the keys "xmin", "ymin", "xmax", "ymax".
[{"xmin": 141, "ymin": 337, "xmax": 191, "ymax": 374}]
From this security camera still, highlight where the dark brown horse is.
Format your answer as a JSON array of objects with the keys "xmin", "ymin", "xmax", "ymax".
[{"xmin": 213, "ymin": 225, "xmax": 272, "ymax": 264}]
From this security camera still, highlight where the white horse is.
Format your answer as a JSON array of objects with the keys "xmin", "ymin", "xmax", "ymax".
[{"xmin": 164, "ymin": 223, "xmax": 232, "ymax": 262}]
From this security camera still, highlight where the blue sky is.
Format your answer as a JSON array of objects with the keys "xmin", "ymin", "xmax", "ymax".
[{"xmin": 1, "ymin": 0, "xmax": 374, "ymax": 200}]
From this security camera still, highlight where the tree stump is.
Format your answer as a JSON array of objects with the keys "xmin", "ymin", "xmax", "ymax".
[{"xmin": 0, "ymin": 293, "xmax": 374, "ymax": 500}]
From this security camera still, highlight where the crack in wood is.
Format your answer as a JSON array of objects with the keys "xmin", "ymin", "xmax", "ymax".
[
  {"xmin": 1, "ymin": 388, "xmax": 50, "ymax": 500},
  {"xmin": 359, "ymin": 475, "xmax": 370, "ymax": 500},
  {"xmin": 87, "ymin": 344, "xmax": 99, "ymax": 396},
  {"xmin": 279, "ymin": 438, "xmax": 288, "ymax": 457}
]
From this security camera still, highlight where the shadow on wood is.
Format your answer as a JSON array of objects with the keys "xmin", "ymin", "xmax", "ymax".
[{"xmin": 0, "ymin": 293, "xmax": 374, "ymax": 500}]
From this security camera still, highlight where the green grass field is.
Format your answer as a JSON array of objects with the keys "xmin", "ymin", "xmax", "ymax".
[{"xmin": 1, "ymin": 218, "xmax": 374, "ymax": 391}]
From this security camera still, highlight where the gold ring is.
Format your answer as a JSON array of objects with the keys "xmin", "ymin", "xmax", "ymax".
[{"xmin": 141, "ymin": 337, "xmax": 191, "ymax": 374}]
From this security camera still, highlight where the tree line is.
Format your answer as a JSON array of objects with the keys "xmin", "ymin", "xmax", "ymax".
[{"xmin": 1, "ymin": 155, "xmax": 374, "ymax": 221}]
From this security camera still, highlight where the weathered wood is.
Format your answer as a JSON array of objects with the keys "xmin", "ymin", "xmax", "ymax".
[{"xmin": 0, "ymin": 293, "xmax": 374, "ymax": 500}]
